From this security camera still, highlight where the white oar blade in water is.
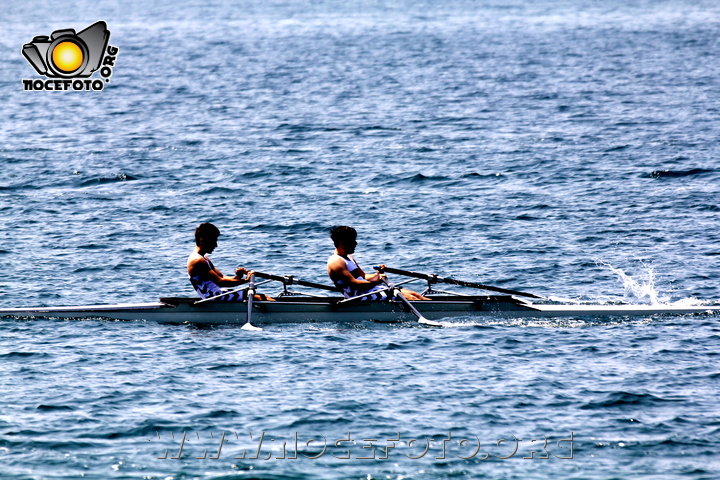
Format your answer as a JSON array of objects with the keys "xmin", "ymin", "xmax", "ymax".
[
  {"xmin": 241, "ymin": 322, "xmax": 263, "ymax": 331},
  {"xmin": 418, "ymin": 317, "xmax": 444, "ymax": 327}
]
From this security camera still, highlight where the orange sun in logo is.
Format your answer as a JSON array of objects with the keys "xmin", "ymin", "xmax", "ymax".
[{"xmin": 52, "ymin": 41, "xmax": 84, "ymax": 73}]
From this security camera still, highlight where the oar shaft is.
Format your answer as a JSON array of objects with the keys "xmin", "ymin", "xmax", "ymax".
[
  {"xmin": 337, "ymin": 286, "xmax": 392, "ymax": 304},
  {"xmin": 241, "ymin": 274, "xmax": 262, "ymax": 331},
  {"xmin": 246, "ymin": 275, "xmax": 255, "ymax": 321},
  {"xmin": 381, "ymin": 266, "xmax": 543, "ymax": 299},
  {"xmin": 380, "ymin": 277, "xmax": 442, "ymax": 327},
  {"xmin": 336, "ymin": 279, "xmax": 417, "ymax": 304},
  {"xmin": 394, "ymin": 290, "xmax": 426, "ymax": 320},
  {"xmin": 194, "ymin": 279, "xmax": 273, "ymax": 304},
  {"xmin": 254, "ymin": 272, "xmax": 338, "ymax": 292}
]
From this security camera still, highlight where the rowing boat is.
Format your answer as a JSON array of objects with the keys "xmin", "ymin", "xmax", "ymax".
[
  {"xmin": 1, "ymin": 268, "xmax": 717, "ymax": 326},
  {"xmin": 0, "ymin": 294, "xmax": 718, "ymax": 326}
]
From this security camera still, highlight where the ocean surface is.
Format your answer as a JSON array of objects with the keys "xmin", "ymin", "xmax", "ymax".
[{"xmin": 1, "ymin": 0, "xmax": 719, "ymax": 478}]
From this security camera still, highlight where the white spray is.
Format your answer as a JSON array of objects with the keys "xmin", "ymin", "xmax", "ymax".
[{"xmin": 597, "ymin": 261, "xmax": 668, "ymax": 305}]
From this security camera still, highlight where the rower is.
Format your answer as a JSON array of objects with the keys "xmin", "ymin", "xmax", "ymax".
[
  {"xmin": 188, "ymin": 223, "xmax": 272, "ymax": 302},
  {"xmin": 327, "ymin": 226, "xmax": 429, "ymax": 301}
]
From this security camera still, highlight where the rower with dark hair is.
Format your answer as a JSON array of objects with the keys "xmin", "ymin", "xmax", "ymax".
[
  {"xmin": 327, "ymin": 226, "xmax": 429, "ymax": 301},
  {"xmin": 188, "ymin": 222, "xmax": 271, "ymax": 301}
]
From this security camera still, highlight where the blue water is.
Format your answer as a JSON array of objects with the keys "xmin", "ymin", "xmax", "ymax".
[{"xmin": 1, "ymin": 0, "xmax": 720, "ymax": 478}]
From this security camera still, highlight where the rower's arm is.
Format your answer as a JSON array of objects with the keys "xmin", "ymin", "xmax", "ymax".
[
  {"xmin": 362, "ymin": 263, "xmax": 386, "ymax": 283},
  {"xmin": 189, "ymin": 257, "xmax": 249, "ymax": 287},
  {"xmin": 328, "ymin": 256, "xmax": 382, "ymax": 291},
  {"xmin": 213, "ymin": 270, "xmax": 250, "ymax": 287},
  {"xmin": 351, "ymin": 258, "xmax": 385, "ymax": 283}
]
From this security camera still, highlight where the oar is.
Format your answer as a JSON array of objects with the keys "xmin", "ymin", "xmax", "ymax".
[
  {"xmin": 253, "ymin": 272, "xmax": 338, "ymax": 292},
  {"xmin": 336, "ymin": 286, "xmax": 392, "ymax": 304},
  {"xmin": 379, "ymin": 266, "xmax": 544, "ymax": 299},
  {"xmin": 336, "ymin": 278, "xmax": 417, "ymax": 304},
  {"xmin": 379, "ymin": 276, "xmax": 443, "ymax": 327},
  {"xmin": 194, "ymin": 279, "xmax": 274, "ymax": 304},
  {"xmin": 241, "ymin": 274, "xmax": 262, "ymax": 331}
]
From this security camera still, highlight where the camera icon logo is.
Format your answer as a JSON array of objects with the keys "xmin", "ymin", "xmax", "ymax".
[{"xmin": 22, "ymin": 21, "xmax": 110, "ymax": 78}]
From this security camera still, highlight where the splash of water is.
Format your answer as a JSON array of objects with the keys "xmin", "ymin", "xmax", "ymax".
[{"xmin": 597, "ymin": 261, "xmax": 669, "ymax": 305}]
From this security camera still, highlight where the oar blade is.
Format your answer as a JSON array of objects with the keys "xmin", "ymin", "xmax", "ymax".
[
  {"xmin": 241, "ymin": 322, "xmax": 263, "ymax": 331},
  {"xmin": 418, "ymin": 317, "xmax": 444, "ymax": 327}
]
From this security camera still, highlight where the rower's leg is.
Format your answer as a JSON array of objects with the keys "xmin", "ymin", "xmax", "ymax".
[
  {"xmin": 254, "ymin": 293, "xmax": 276, "ymax": 301},
  {"xmin": 400, "ymin": 288, "xmax": 431, "ymax": 301}
]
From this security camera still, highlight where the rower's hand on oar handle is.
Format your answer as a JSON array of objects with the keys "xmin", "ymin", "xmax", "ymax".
[
  {"xmin": 234, "ymin": 267, "xmax": 256, "ymax": 281},
  {"xmin": 371, "ymin": 265, "xmax": 387, "ymax": 284}
]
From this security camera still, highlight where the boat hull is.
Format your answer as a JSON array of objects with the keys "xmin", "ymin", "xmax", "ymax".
[{"xmin": 0, "ymin": 295, "xmax": 718, "ymax": 325}]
